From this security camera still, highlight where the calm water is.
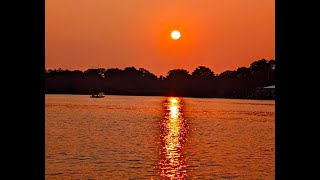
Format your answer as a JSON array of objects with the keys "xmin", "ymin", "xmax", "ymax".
[{"xmin": 46, "ymin": 95, "xmax": 274, "ymax": 179}]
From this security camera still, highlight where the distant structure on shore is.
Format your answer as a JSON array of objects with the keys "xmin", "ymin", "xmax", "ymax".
[
  {"xmin": 254, "ymin": 85, "xmax": 275, "ymax": 99},
  {"xmin": 45, "ymin": 59, "xmax": 275, "ymax": 99}
]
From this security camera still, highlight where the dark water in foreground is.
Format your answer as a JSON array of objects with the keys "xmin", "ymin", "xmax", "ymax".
[{"xmin": 46, "ymin": 95, "xmax": 274, "ymax": 179}]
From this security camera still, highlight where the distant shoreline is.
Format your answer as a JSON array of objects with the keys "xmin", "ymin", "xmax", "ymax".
[
  {"xmin": 46, "ymin": 59, "xmax": 275, "ymax": 100},
  {"xmin": 45, "ymin": 93, "xmax": 275, "ymax": 100}
]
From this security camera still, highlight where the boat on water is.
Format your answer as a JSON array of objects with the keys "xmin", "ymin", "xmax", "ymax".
[{"xmin": 90, "ymin": 92, "xmax": 105, "ymax": 98}]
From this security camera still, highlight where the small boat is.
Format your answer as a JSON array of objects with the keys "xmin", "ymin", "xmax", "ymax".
[{"xmin": 90, "ymin": 92, "xmax": 105, "ymax": 98}]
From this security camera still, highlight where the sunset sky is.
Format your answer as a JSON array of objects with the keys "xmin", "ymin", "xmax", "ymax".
[{"xmin": 46, "ymin": 0, "xmax": 274, "ymax": 76}]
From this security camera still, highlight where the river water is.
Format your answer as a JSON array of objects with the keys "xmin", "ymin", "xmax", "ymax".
[{"xmin": 46, "ymin": 95, "xmax": 274, "ymax": 179}]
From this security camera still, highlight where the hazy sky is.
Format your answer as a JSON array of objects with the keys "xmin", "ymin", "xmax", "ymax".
[{"xmin": 46, "ymin": 0, "xmax": 274, "ymax": 76}]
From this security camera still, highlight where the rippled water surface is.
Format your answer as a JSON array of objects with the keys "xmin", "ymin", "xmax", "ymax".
[{"xmin": 46, "ymin": 95, "xmax": 274, "ymax": 179}]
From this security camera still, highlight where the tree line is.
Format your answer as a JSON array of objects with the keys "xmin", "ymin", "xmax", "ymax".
[{"xmin": 45, "ymin": 59, "xmax": 275, "ymax": 99}]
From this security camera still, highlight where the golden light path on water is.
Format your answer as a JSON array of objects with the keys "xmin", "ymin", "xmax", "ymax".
[{"xmin": 159, "ymin": 97, "xmax": 188, "ymax": 179}]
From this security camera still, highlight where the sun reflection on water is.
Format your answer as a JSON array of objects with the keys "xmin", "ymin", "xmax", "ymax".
[{"xmin": 159, "ymin": 97, "xmax": 188, "ymax": 179}]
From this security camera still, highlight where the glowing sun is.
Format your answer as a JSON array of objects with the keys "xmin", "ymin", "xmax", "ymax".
[{"xmin": 171, "ymin": 30, "xmax": 181, "ymax": 40}]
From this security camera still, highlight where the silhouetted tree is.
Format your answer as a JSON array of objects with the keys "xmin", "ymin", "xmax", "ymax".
[
  {"xmin": 219, "ymin": 70, "xmax": 237, "ymax": 79},
  {"xmin": 84, "ymin": 68, "xmax": 105, "ymax": 79},
  {"xmin": 250, "ymin": 59, "xmax": 275, "ymax": 83},
  {"xmin": 139, "ymin": 68, "xmax": 158, "ymax": 80},
  {"xmin": 268, "ymin": 59, "xmax": 275, "ymax": 82},
  {"xmin": 250, "ymin": 59, "xmax": 271, "ymax": 72},
  {"xmin": 166, "ymin": 69, "xmax": 190, "ymax": 80},
  {"xmin": 123, "ymin": 66, "xmax": 140, "ymax": 78},
  {"xmin": 104, "ymin": 68, "xmax": 123, "ymax": 78},
  {"xmin": 159, "ymin": 75, "xmax": 165, "ymax": 81},
  {"xmin": 164, "ymin": 69, "xmax": 190, "ymax": 96},
  {"xmin": 191, "ymin": 66, "xmax": 215, "ymax": 79},
  {"xmin": 236, "ymin": 67, "xmax": 251, "ymax": 78},
  {"xmin": 45, "ymin": 59, "xmax": 275, "ymax": 99},
  {"xmin": 269, "ymin": 59, "xmax": 275, "ymax": 70}
]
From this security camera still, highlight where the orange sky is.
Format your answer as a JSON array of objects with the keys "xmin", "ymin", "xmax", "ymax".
[{"xmin": 46, "ymin": 0, "xmax": 274, "ymax": 76}]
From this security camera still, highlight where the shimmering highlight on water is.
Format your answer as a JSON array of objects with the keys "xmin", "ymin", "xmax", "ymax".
[{"xmin": 159, "ymin": 97, "xmax": 188, "ymax": 179}]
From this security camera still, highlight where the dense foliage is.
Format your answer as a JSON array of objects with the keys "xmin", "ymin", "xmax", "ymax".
[{"xmin": 45, "ymin": 59, "xmax": 275, "ymax": 99}]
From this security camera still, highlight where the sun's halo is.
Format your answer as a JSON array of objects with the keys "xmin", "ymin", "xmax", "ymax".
[{"xmin": 171, "ymin": 30, "xmax": 181, "ymax": 40}]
